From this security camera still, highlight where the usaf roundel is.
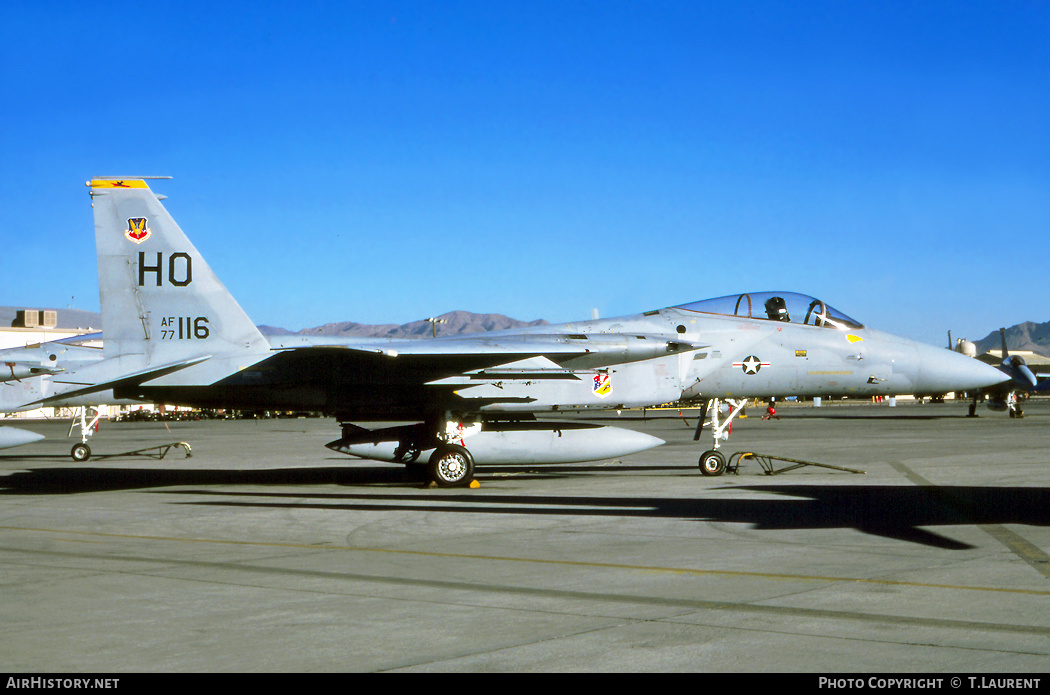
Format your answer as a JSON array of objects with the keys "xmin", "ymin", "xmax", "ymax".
[{"xmin": 733, "ymin": 355, "xmax": 770, "ymax": 375}]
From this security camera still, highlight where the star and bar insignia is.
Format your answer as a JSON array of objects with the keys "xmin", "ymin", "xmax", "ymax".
[{"xmin": 733, "ymin": 355, "xmax": 770, "ymax": 375}]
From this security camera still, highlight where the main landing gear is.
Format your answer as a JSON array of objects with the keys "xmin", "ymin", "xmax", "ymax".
[
  {"xmin": 692, "ymin": 397, "xmax": 748, "ymax": 477},
  {"xmin": 427, "ymin": 443, "xmax": 476, "ymax": 487},
  {"xmin": 332, "ymin": 414, "xmax": 478, "ymax": 488},
  {"xmin": 421, "ymin": 417, "xmax": 478, "ymax": 487}
]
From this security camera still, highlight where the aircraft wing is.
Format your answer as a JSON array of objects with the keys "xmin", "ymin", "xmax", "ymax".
[
  {"xmin": 181, "ymin": 333, "xmax": 704, "ymax": 416},
  {"xmin": 256, "ymin": 334, "xmax": 704, "ymax": 388},
  {"xmin": 267, "ymin": 332, "xmax": 703, "ymax": 361}
]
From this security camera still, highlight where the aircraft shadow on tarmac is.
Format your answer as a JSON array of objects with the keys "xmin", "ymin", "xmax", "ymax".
[{"xmin": 3, "ymin": 464, "xmax": 1049, "ymax": 549}]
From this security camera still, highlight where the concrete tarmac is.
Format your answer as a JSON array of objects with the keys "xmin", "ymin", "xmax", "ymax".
[{"xmin": 1, "ymin": 400, "xmax": 1049, "ymax": 673}]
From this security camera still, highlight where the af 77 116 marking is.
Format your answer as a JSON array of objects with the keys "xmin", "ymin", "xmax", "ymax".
[{"xmin": 159, "ymin": 317, "xmax": 210, "ymax": 340}]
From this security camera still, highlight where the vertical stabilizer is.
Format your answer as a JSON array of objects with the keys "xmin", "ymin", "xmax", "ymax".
[{"xmin": 89, "ymin": 178, "xmax": 269, "ymax": 366}]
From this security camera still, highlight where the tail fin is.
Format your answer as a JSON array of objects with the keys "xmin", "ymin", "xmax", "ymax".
[{"xmin": 89, "ymin": 178, "xmax": 269, "ymax": 366}]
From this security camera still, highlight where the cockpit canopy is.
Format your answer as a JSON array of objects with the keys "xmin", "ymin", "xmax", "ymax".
[{"xmin": 675, "ymin": 292, "xmax": 864, "ymax": 330}]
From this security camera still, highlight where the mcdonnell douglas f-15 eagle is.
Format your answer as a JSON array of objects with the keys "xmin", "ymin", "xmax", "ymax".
[{"xmin": 2, "ymin": 178, "xmax": 1008, "ymax": 483}]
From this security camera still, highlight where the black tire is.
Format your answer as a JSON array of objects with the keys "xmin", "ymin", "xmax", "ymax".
[
  {"xmin": 428, "ymin": 444, "xmax": 475, "ymax": 487},
  {"xmin": 698, "ymin": 449, "xmax": 726, "ymax": 476},
  {"xmin": 71, "ymin": 443, "xmax": 91, "ymax": 462}
]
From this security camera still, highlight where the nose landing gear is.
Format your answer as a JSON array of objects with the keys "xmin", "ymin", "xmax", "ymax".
[
  {"xmin": 68, "ymin": 407, "xmax": 100, "ymax": 461},
  {"xmin": 693, "ymin": 397, "xmax": 748, "ymax": 476}
]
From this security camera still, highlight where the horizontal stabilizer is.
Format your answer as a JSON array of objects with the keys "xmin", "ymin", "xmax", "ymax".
[{"xmin": 29, "ymin": 356, "xmax": 211, "ymax": 406}]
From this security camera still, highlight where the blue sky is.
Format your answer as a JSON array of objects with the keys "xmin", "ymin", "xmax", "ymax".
[{"xmin": 2, "ymin": 1, "xmax": 1047, "ymax": 346}]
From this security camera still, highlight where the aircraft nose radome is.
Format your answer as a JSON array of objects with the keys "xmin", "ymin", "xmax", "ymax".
[
  {"xmin": 920, "ymin": 348, "xmax": 1011, "ymax": 393},
  {"xmin": 1017, "ymin": 364, "xmax": 1038, "ymax": 390}
]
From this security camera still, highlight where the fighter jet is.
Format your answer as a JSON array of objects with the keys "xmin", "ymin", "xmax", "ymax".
[
  {"xmin": 17, "ymin": 178, "xmax": 1007, "ymax": 486},
  {"xmin": 952, "ymin": 329, "xmax": 1039, "ymax": 417}
]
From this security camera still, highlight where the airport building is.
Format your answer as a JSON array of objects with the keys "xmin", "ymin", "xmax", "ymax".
[{"xmin": 0, "ymin": 308, "xmax": 98, "ymax": 348}]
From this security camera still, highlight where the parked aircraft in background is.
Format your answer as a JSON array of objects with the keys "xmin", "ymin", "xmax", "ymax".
[
  {"xmin": 0, "ymin": 333, "xmax": 133, "ymax": 456},
  {"xmin": 952, "ymin": 329, "xmax": 1039, "ymax": 417},
  {"xmin": 1, "ymin": 178, "xmax": 1009, "ymax": 481},
  {"xmin": 0, "ymin": 333, "xmax": 103, "ymax": 383}
]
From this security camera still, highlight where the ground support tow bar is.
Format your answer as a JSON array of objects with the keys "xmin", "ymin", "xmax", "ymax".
[
  {"xmin": 65, "ymin": 407, "xmax": 192, "ymax": 462},
  {"xmin": 87, "ymin": 442, "xmax": 193, "ymax": 461},
  {"xmin": 728, "ymin": 452, "xmax": 865, "ymax": 476}
]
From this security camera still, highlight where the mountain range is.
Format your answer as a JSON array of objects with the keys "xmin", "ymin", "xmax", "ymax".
[
  {"xmin": 972, "ymin": 322, "xmax": 1050, "ymax": 358},
  {"xmin": 257, "ymin": 310, "xmax": 549, "ymax": 339}
]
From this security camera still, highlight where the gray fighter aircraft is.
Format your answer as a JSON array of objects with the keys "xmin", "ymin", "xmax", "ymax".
[
  {"xmin": 7, "ymin": 178, "xmax": 1008, "ymax": 483},
  {"xmin": 0, "ymin": 333, "xmax": 103, "ymax": 383}
]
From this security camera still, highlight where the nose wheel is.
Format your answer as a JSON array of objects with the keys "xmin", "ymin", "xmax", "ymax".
[
  {"xmin": 68, "ymin": 407, "xmax": 100, "ymax": 461},
  {"xmin": 691, "ymin": 398, "xmax": 747, "ymax": 476},
  {"xmin": 698, "ymin": 450, "xmax": 727, "ymax": 476}
]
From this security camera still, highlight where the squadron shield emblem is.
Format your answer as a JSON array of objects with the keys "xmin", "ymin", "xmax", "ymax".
[
  {"xmin": 592, "ymin": 373, "xmax": 613, "ymax": 398},
  {"xmin": 125, "ymin": 217, "xmax": 151, "ymax": 244}
]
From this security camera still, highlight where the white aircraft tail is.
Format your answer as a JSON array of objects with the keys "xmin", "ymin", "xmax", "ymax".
[{"xmin": 89, "ymin": 178, "xmax": 269, "ymax": 366}]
